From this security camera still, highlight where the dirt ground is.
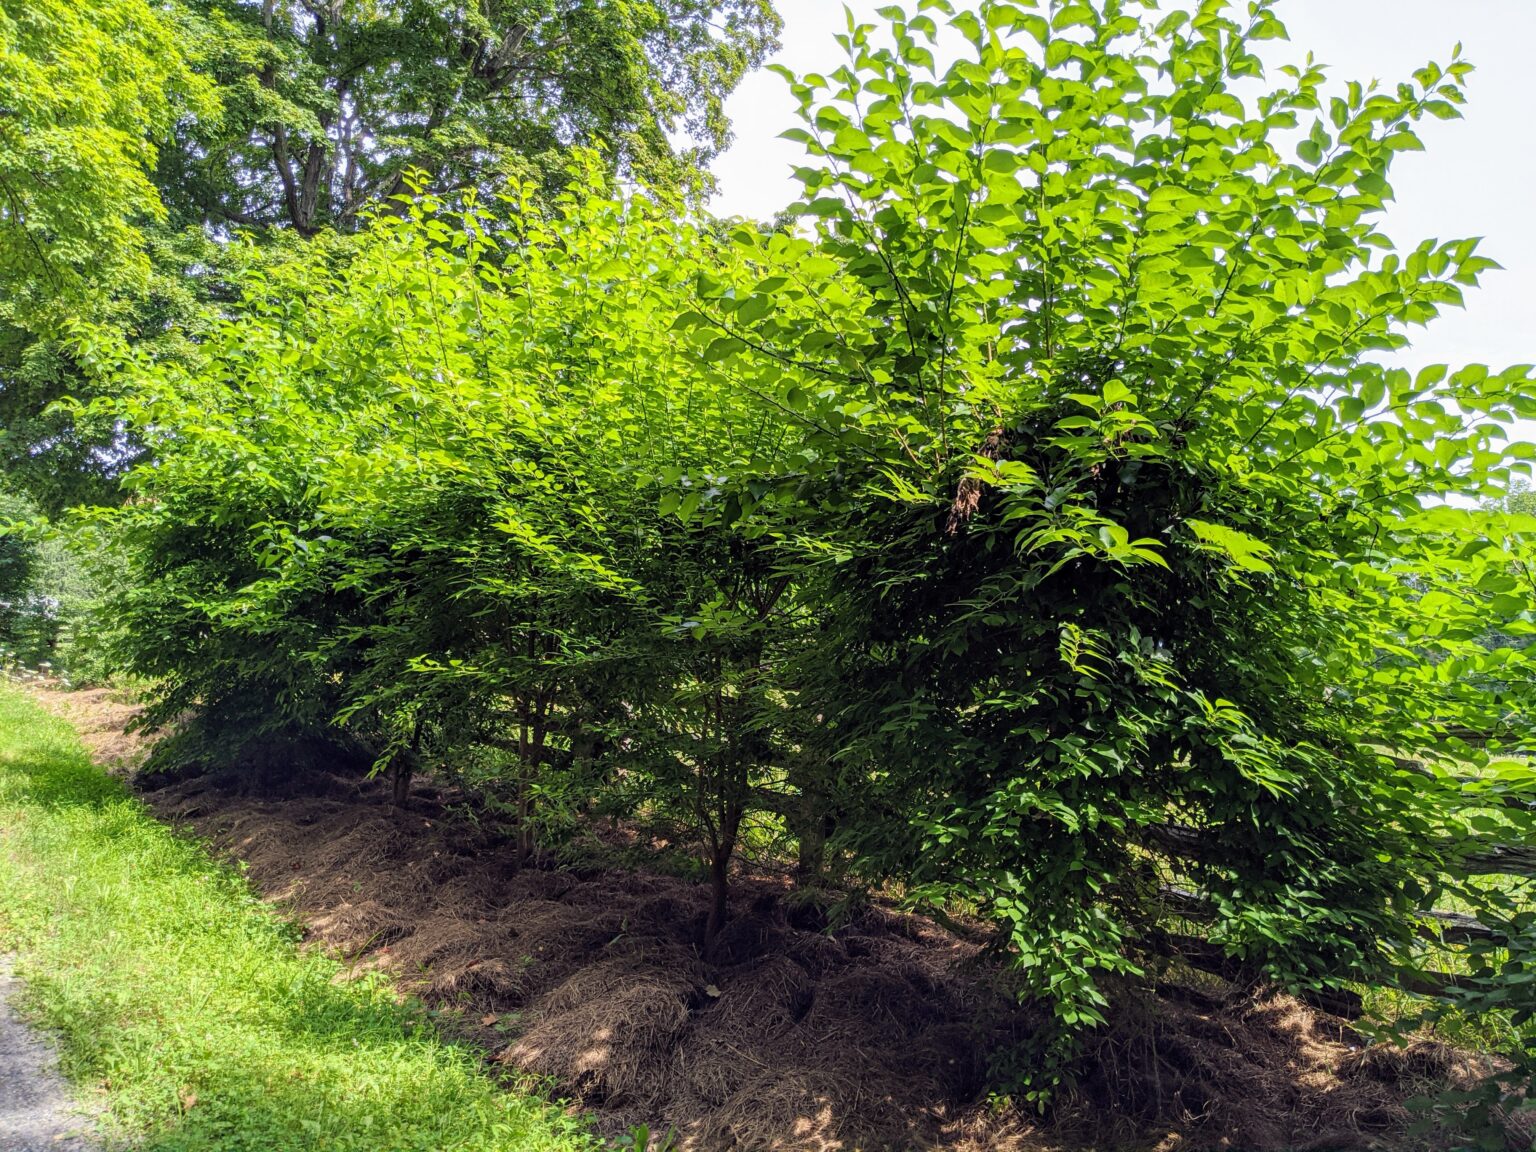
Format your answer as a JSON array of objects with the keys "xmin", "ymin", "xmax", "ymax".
[
  {"xmin": 24, "ymin": 685, "xmax": 1505, "ymax": 1151},
  {"xmin": 144, "ymin": 781, "xmax": 1497, "ymax": 1151}
]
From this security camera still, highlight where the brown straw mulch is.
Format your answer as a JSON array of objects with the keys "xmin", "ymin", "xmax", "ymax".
[
  {"xmin": 22, "ymin": 686, "xmax": 1503, "ymax": 1151},
  {"xmin": 129, "ymin": 761, "xmax": 1499, "ymax": 1152}
]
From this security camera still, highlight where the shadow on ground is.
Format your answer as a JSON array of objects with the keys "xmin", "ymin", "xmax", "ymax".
[{"xmin": 145, "ymin": 762, "xmax": 1496, "ymax": 1152}]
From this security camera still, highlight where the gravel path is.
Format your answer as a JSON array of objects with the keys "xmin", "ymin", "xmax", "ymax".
[{"xmin": 0, "ymin": 959, "xmax": 98, "ymax": 1151}]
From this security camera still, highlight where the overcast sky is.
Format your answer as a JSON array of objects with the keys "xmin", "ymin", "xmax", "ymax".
[{"xmin": 710, "ymin": 1, "xmax": 1536, "ymax": 377}]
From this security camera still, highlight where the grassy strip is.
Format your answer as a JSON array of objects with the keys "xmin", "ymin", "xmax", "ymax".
[{"xmin": 0, "ymin": 685, "xmax": 596, "ymax": 1152}]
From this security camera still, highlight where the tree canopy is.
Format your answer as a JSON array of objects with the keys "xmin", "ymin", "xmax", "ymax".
[
  {"xmin": 0, "ymin": 0, "xmax": 782, "ymax": 511},
  {"xmin": 0, "ymin": 0, "xmax": 210, "ymax": 317},
  {"xmin": 0, "ymin": 0, "xmax": 219, "ymax": 509},
  {"xmin": 158, "ymin": 0, "xmax": 783, "ymax": 235}
]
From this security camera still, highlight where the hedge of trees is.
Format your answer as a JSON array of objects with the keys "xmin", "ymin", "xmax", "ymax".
[{"xmin": 6, "ymin": 0, "xmax": 1535, "ymax": 1123}]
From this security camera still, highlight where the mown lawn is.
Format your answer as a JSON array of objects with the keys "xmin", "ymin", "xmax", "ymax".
[{"xmin": 0, "ymin": 685, "xmax": 596, "ymax": 1152}]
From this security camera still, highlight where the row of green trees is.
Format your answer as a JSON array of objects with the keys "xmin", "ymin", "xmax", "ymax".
[
  {"xmin": 0, "ymin": 485, "xmax": 114, "ymax": 675},
  {"xmin": 5, "ymin": 0, "xmax": 1534, "ymax": 1122}
]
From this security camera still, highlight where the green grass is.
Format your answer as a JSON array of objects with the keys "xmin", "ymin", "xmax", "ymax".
[{"xmin": 0, "ymin": 684, "xmax": 597, "ymax": 1152}]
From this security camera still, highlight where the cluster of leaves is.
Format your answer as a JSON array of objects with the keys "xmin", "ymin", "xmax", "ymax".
[
  {"xmin": 0, "ymin": 486, "xmax": 38, "ymax": 633},
  {"xmin": 0, "ymin": 0, "xmax": 214, "ymax": 507},
  {"xmin": 60, "ymin": 0, "xmax": 1536, "ymax": 1127},
  {"xmin": 0, "ymin": 0, "xmax": 212, "ymax": 318},
  {"xmin": 0, "ymin": 0, "xmax": 782, "ymax": 510},
  {"xmin": 159, "ymin": 0, "xmax": 784, "ymax": 235},
  {"xmin": 0, "ymin": 485, "xmax": 122, "ymax": 679}
]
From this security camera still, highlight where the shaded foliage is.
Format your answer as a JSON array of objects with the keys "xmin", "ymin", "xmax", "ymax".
[{"xmin": 159, "ymin": 0, "xmax": 783, "ymax": 234}]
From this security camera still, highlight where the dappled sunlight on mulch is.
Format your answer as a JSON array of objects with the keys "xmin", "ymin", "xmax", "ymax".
[{"xmin": 121, "ymin": 763, "xmax": 1496, "ymax": 1152}]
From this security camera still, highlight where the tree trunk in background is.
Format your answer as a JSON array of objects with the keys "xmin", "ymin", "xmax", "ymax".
[
  {"xmin": 702, "ymin": 798, "xmax": 743, "ymax": 955},
  {"xmin": 513, "ymin": 772, "xmax": 535, "ymax": 871},
  {"xmin": 391, "ymin": 758, "xmax": 412, "ymax": 808},
  {"xmin": 795, "ymin": 813, "xmax": 827, "ymax": 884},
  {"xmin": 705, "ymin": 850, "xmax": 731, "ymax": 952}
]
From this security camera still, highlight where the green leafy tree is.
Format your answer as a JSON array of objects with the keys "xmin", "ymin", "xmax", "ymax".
[
  {"xmin": 160, "ymin": 0, "xmax": 783, "ymax": 235},
  {"xmin": 0, "ymin": 486, "xmax": 38, "ymax": 646},
  {"xmin": 671, "ymin": 0, "xmax": 1536, "ymax": 1104},
  {"xmin": 0, "ymin": 227, "xmax": 248, "ymax": 512},
  {"xmin": 3, "ymin": 0, "xmax": 783, "ymax": 510},
  {"xmin": 0, "ymin": 0, "xmax": 210, "ymax": 318},
  {"xmin": 0, "ymin": 497, "xmax": 117, "ymax": 676},
  {"xmin": 0, "ymin": 0, "xmax": 216, "ymax": 508},
  {"xmin": 92, "ymin": 171, "xmax": 798, "ymax": 880}
]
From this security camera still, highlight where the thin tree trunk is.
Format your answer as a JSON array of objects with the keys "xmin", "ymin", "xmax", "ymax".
[
  {"xmin": 391, "ymin": 716, "xmax": 423, "ymax": 809},
  {"xmin": 511, "ymin": 706, "xmax": 529, "ymax": 872},
  {"xmin": 705, "ymin": 850, "xmax": 730, "ymax": 948},
  {"xmin": 794, "ymin": 813, "xmax": 827, "ymax": 883},
  {"xmin": 391, "ymin": 758, "xmax": 412, "ymax": 808},
  {"xmin": 513, "ymin": 772, "xmax": 534, "ymax": 869},
  {"xmin": 702, "ymin": 798, "xmax": 742, "ymax": 954},
  {"xmin": 785, "ymin": 753, "xmax": 831, "ymax": 886}
]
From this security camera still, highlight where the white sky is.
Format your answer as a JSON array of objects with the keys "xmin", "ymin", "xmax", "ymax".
[{"xmin": 710, "ymin": 1, "xmax": 1536, "ymax": 377}]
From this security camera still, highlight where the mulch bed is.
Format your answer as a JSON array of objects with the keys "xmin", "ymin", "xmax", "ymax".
[{"xmin": 133, "ymin": 762, "xmax": 1493, "ymax": 1152}]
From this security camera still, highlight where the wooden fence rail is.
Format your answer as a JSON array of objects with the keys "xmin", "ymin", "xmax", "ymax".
[{"xmin": 1143, "ymin": 823, "xmax": 1536, "ymax": 878}]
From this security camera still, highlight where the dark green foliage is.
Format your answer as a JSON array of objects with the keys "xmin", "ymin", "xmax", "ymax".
[
  {"xmin": 0, "ymin": 492, "xmax": 133, "ymax": 679},
  {"xmin": 160, "ymin": 0, "xmax": 783, "ymax": 234}
]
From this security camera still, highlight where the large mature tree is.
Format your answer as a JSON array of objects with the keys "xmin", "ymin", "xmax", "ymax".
[{"xmin": 160, "ymin": 0, "xmax": 783, "ymax": 234}]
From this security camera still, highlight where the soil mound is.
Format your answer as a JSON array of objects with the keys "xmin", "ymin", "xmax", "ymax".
[{"xmin": 141, "ymin": 769, "xmax": 1495, "ymax": 1151}]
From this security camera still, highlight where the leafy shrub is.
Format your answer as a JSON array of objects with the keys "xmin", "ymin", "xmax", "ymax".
[{"xmin": 0, "ymin": 486, "xmax": 39, "ymax": 649}]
